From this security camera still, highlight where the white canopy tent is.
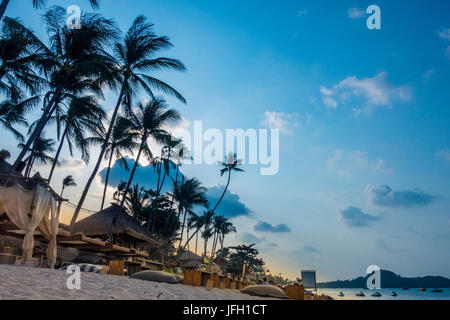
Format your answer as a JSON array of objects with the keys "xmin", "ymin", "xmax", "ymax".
[{"xmin": 0, "ymin": 175, "xmax": 64, "ymax": 268}]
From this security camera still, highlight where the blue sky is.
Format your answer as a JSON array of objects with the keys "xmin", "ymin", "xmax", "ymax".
[{"xmin": 2, "ymin": 0, "xmax": 450, "ymax": 281}]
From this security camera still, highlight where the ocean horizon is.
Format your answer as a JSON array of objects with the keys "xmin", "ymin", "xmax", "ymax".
[{"xmin": 317, "ymin": 288, "xmax": 450, "ymax": 300}]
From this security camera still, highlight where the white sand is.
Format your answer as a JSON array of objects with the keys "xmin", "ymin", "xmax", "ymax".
[{"xmin": 0, "ymin": 265, "xmax": 275, "ymax": 300}]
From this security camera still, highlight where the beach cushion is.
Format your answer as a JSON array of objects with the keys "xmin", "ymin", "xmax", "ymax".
[
  {"xmin": 130, "ymin": 270, "xmax": 180, "ymax": 284},
  {"xmin": 73, "ymin": 255, "xmax": 106, "ymax": 265},
  {"xmin": 241, "ymin": 285, "xmax": 288, "ymax": 299},
  {"xmin": 60, "ymin": 264, "xmax": 103, "ymax": 273}
]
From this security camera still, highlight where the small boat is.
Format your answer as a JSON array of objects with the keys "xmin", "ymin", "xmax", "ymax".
[
  {"xmin": 419, "ymin": 288, "xmax": 427, "ymax": 292},
  {"xmin": 371, "ymin": 292, "xmax": 382, "ymax": 297},
  {"xmin": 432, "ymin": 288, "xmax": 443, "ymax": 293},
  {"xmin": 392, "ymin": 291, "xmax": 397, "ymax": 297},
  {"xmin": 338, "ymin": 292, "xmax": 344, "ymax": 297},
  {"xmin": 355, "ymin": 291, "xmax": 365, "ymax": 297},
  {"xmin": 402, "ymin": 287, "xmax": 409, "ymax": 290}
]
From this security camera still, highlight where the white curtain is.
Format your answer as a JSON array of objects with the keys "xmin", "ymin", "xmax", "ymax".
[
  {"xmin": 38, "ymin": 200, "xmax": 60, "ymax": 268},
  {"xmin": 0, "ymin": 183, "xmax": 55, "ymax": 264}
]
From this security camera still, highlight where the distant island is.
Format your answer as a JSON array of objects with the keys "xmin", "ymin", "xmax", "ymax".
[{"xmin": 318, "ymin": 270, "xmax": 450, "ymax": 288}]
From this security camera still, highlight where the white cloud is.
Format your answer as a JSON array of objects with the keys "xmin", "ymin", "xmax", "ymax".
[
  {"xmin": 437, "ymin": 28, "xmax": 450, "ymax": 41},
  {"xmin": 437, "ymin": 149, "xmax": 450, "ymax": 163},
  {"xmin": 424, "ymin": 68, "xmax": 435, "ymax": 82},
  {"xmin": 347, "ymin": 8, "xmax": 365, "ymax": 19},
  {"xmin": 59, "ymin": 158, "xmax": 85, "ymax": 169},
  {"xmin": 327, "ymin": 150, "xmax": 391, "ymax": 176},
  {"xmin": 320, "ymin": 72, "xmax": 413, "ymax": 115},
  {"xmin": 262, "ymin": 111, "xmax": 298, "ymax": 135},
  {"xmin": 297, "ymin": 8, "xmax": 308, "ymax": 17}
]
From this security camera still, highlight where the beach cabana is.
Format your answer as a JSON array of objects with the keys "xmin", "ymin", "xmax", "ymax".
[
  {"xmin": 73, "ymin": 203, "xmax": 160, "ymax": 250},
  {"xmin": 179, "ymin": 250, "xmax": 203, "ymax": 269},
  {"xmin": 0, "ymin": 159, "xmax": 65, "ymax": 268}
]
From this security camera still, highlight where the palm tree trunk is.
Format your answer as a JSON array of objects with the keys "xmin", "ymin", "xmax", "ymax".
[
  {"xmin": 101, "ymin": 146, "xmax": 115, "ymax": 211},
  {"xmin": 186, "ymin": 229, "xmax": 190, "ymax": 251},
  {"xmin": 211, "ymin": 171, "xmax": 231, "ymax": 214},
  {"xmin": 13, "ymin": 87, "xmax": 63, "ymax": 171},
  {"xmin": 48, "ymin": 127, "xmax": 68, "ymax": 183},
  {"xmin": 70, "ymin": 84, "xmax": 126, "ymax": 232},
  {"xmin": 195, "ymin": 231, "xmax": 198, "ymax": 254},
  {"xmin": 0, "ymin": 0, "xmax": 10, "ymax": 21},
  {"xmin": 203, "ymin": 236, "xmax": 208, "ymax": 257},
  {"xmin": 183, "ymin": 226, "xmax": 200, "ymax": 250},
  {"xmin": 178, "ymin": 208, "xmax": 187, "ymax": 251}
]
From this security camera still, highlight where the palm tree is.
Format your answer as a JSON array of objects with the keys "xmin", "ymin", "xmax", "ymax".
[
  {"xmin": 87, "ymin": 117, "xmax": 138, "ymax": 211},
  {"xmin": 116, "ymin": 98, "xmax": 181, "ymax": 218},
  {"xmin": 218, "ymin": 219, "xmax": 236, "ymax": 253},
  {"xmin": 173, "ymin": 177, "xmax": 209, "ymax": 250},
  {"xmin": 61, "ymin": 175, "xmax": 76, "ymax": 197},
  {"xmin": 46, "ymin": 95, "xmax": 106, "ymax": 183},
  {"xmin": 0, "ymin": 0, "xmax": 101, "ymax": 21},
  {"xmin": 0, "ymin": 96, "xmax": 39, "ymax": 142},
  {"xmin": 211, "ymin": 153, "xmax": 244, "ymax": 214},
  {"xmin": 0, "ymin": 17, "xmax": 47, "ymax": 101},
  {"xmin": 72, "ymin": 15, "xmax": 186, "ymax": 230},
  {"xmin": 201, "ymin": 213, "xmax": 214, "ymax": 257},
  {"xmin": 211, "ymin": 215, "xmax": 226, "ymax": 258},
  {"xmin": 13, "ymin": 6, "xmax": 119, "ymax": 172},
  {"xmin": 18, "ymin": 133, "xmax": 56, "ymax": 177}
]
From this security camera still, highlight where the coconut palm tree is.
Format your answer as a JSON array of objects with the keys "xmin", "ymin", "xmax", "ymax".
[
  {"xmin": 173, "ymin": 177, "xmax": 209, "ymax": 250},
  {"xmin": 201, "ymin": 213, "xmax": 214, "ymax": 257},
  {"xmin": 87, "ymin": 117, "xmax": 138, "ymax": 211},
  {"xmin": 0, "ymin": 17, "xmax": 47, "ymax": 101},
  {"xmin": 18, "ymin": 133, "xmax": 56, "ymax": 177},
  {"xmin": 72, "ymin": 15, "xmax": 186, "ymax": 230},
  {"xmin": 0, "ymin": 96, "xmax": 39, "ymax": 142},
  {"xmin": 116, "ymin": 98, "xmax": 181, "ymax": 217},
  {"xmin": 0, "ymin": 0, "xmax": 101, "ymax": 21},
  {"xmin": 210, "ymin": 215, "xmax": 226, "ymax": 258},
  {"xmin": 61, "ymin": 175, "xmax": 76, "ymax": 197},
  {"xmin": 218, "ymin": 219, "xmax": 236, "ymax": 253},
  {"xmin": 13, "ymin": 6, "xmax": 119, "ymax": 172},
  {"xmin": 211, "ymin": 153, "xmax": 244, "ymax": 214},
  {"xmin": 45, "ymin": 95, "xmax": 106, "ymax": 183}
]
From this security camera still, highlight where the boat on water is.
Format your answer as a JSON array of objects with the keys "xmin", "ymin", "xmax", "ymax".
[
  {"xmin": 402, "ymin": 287, "xmax": 409, "ymax": 290},
  {"xmin": 432, "ymin": 288, "xmax": 443, "ymax": 293},
  {"xmin": 419, "ymin": 288, "xmax": 427, "ymax": 292},
  {"xmin": 355, "ymin": 291, "xmax": 365, "ymax": 297},
  {"xmin": 392, "ymin": 291, "xmax": 397, "ymax": 297},
  {"xmin": 338, "ymin": 292, "xmax": 344, "ymax": 297},
  {"xmin": 371, "ymin": 292, "xmax": 382, "ymax": 297}
]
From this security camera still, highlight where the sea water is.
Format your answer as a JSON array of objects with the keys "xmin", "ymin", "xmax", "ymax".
[{"xmin": 317, "ymin": 288, "xmax": 450, "ymax": 300}]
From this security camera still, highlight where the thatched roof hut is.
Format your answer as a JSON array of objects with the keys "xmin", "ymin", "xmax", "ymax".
[
  {"xmin": 179, "ymin": 250, "xmax": 203, "ymax": 269},
  {"xmin": 73, "ymin": 204, "xmax": 160, "ymax": 248}
]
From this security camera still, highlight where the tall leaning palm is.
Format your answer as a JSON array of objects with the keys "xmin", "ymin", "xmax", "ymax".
[
  {"xmin": 116, "ymin": 98, "xmax": 181, "ymax": 227},
  {"xmin": 72, "ymin": 15, "xmax": 186, "ymax": 231},
  {"xmin": 0, "ymin": 0, "xmax": 100, "ymax": 21},
  {"xmin": 211, "ymin": 153, "xmax": 244, "ymax": 214},
  {"xmin": 13, "ymin": 6, "xmax": 118, "ymax": 171},
  {"xmin": 47, "ymin": 96, "xmax": 106, "ymax": 183},
  {"xmin": 61, "ymin": 175, "xmax": 76, "ymax": 197}
]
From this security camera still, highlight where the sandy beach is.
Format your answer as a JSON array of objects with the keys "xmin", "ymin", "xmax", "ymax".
[{"xmin": 0, "ymin": 265, "xmax": 277, "ymax": 300}]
